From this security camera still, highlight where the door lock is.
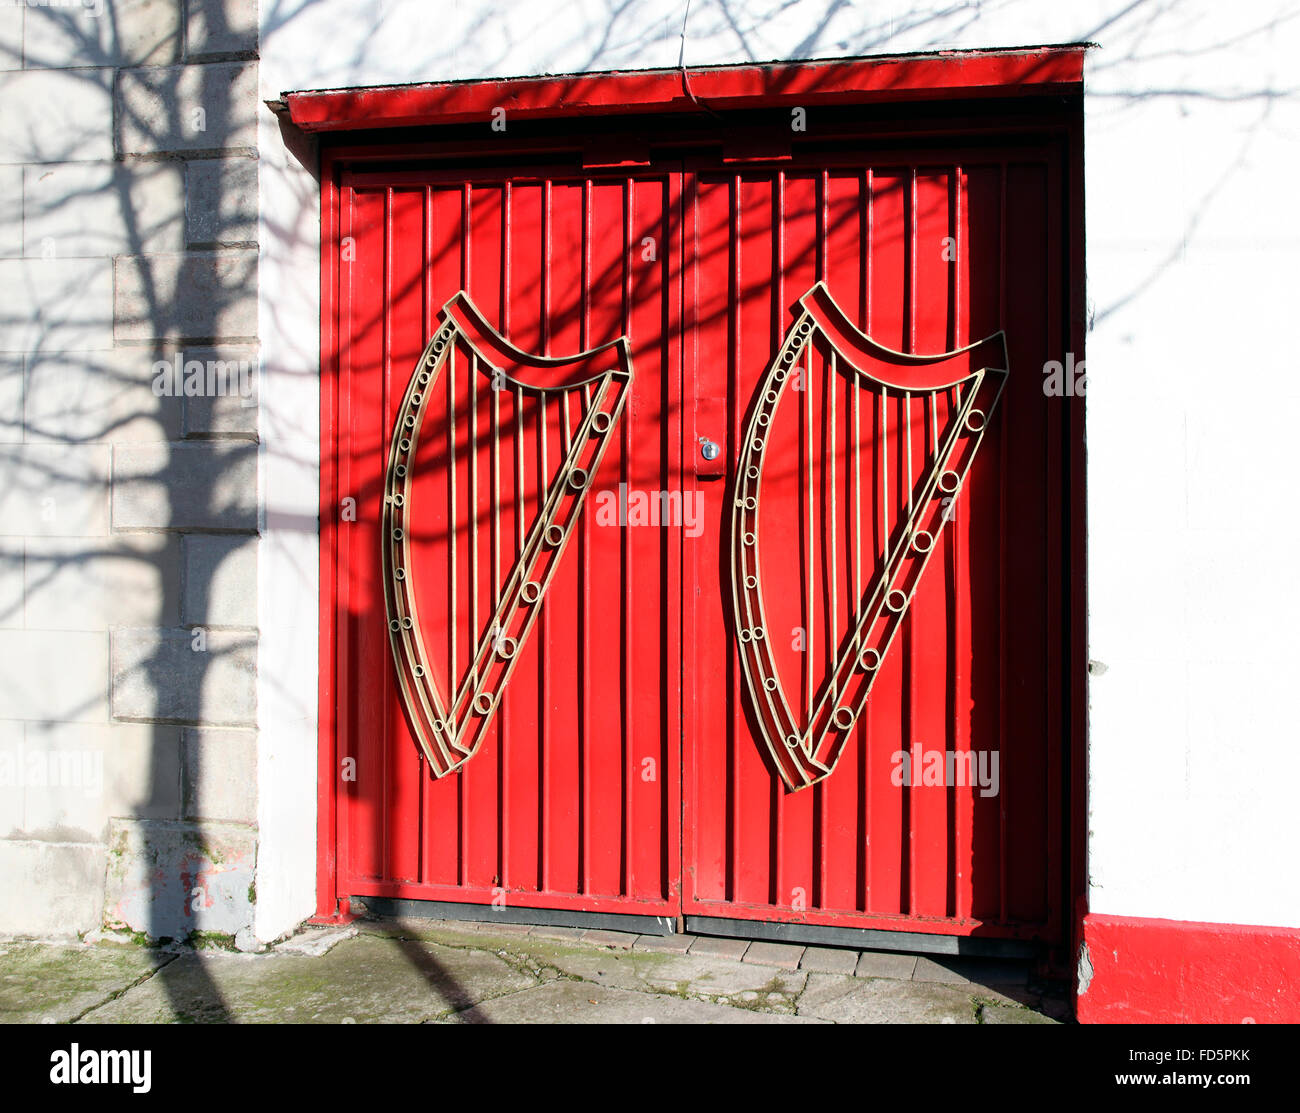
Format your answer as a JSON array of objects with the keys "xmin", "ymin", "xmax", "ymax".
[{"xmin": 699, "ymin": 439, "xmax": 721, "ymax": 461}]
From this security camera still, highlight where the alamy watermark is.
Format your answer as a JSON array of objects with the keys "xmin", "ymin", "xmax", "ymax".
[
  {"xmin": 890, "ymin": 742, "xmax": 999, "ymax": 797},
  {"xmin": 1042, "ymin": 352, "xmax": 1086, "ymax": 397},
  {"xmin": 152, "ymin": 351, "xmax": 257, "ymax": 405},
  {"xmin": 3, "ymin": 0, "xmax": 105, "ymax": 16},
  {"xmin": 594, "ymin": 482, "xmax": 704, "ymax": 539},
  {"xmin": 0, "ymin": 744, "xmax": 103, "ymax": 797}
]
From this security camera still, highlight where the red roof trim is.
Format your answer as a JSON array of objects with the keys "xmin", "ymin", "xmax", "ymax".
[{"xmin": 285, "ymin": 47, "xmax": 1086, "ymax": 133}]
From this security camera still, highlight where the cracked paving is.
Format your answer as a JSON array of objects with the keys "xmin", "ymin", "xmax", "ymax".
[{"xmin": 0, "ymin": 921, "xmax": 1070, "ymax": 1024}]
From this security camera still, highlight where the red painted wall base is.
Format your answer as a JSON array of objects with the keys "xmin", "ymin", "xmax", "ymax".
[{"xmin": 1076, "ymin": 913, "xmax": 1300, "ymax": 1023}]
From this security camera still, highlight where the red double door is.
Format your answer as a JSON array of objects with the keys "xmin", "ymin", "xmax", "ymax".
[{"xmin": 328, "ymin": 136, "xmax": 1073, "ymax": 944}]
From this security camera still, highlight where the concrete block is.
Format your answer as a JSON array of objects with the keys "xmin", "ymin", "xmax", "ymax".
[
  {"xmin": 111, "ymin": 441, "xmax": 257, "ymax": 531},
  {"xmin": 181, "ymin": 726, "xmax": 256, "ymax": 823},
  {"xmin": 114, "ymin": 249, "xmax": 257, "ymax": 342},
  {"xmin": 111, "ymin": 626, "xmax": 256, "ymax": 726},
  {"xmin": 102, "ymin": 817, "xmax": 256, "ymax": 940},
  {"xmin": 855, "ymin": 950, "xmax": 918, "ymax": 980},
  {"xmin": 179, "ymin": 346, "xmax": 259, "ymax": 435},
  {"xmin": 0, "ymin": 629, "xmax": 108, "ymax": 721},
  {"xmin": 0, "ymin": 67, "xmax": 114, "ymax": 164},
  {"xmin": 0, "ymin": 840, "xmax": 106, "ymax": 936},
  {"xmin": 0, "ymin": 165, "xmax": 19, "ymax": 256},
  {"xmin": 23, "ymin": 0, "xmax": 181, "ymax": 69},
  {"xmin": 25, "ymin": 349, "xmax": 182, "ymax": 444},
  {"xmin": 117, "ymin": 62, "xmax": 257, "ymax": 155},
  {"xmin": 182, "ymin": 533, "xmax": 256, "ymax": 626},
  {"xmin": 23, "ymin": 534, "xmax": 180, "ymax": 630},
  {"xmin": 24, "ymin": 160, "xmax": 184, "ymax": 258},
  {"xmin": 186, "ymin": 0, "xmax": 259, "ymax": 57},
  {"xmin": 742, "ymin": 940, "xmax": 805, "ymax": 969},
  {"xmin": 0, "ymin": 257, "xmax": 113, "ymax": 353},
  {"xmin": 0, "ymin": 719, "xmax": 22, "ymax": 836},
  {"xmin": 0, "ymin": 443, "xmax": 110, "ymax": 536},
  {"xmin": 0, "ymin": 5, "xmax": 20, "ymax": 71},
  {"xmin": 687, "ymin": 935, "xmax": 750, "ymax": 961},
  {"xmin": 0, "ymin": 540, "xmax": 21, "ymax": 630},
  {"xmin": 13, "ymin": 720, "xmax": 181, "ymax": 842},
  {"xmin": 186, "ymin": 157, "xmax": 257, "ymax": 245},
  {"xmin": 0, "ymin": 353, "xmax": 21, "ymax": 441}
]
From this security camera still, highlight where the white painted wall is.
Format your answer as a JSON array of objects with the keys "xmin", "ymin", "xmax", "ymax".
[{"xmin": 259, "ymin": 0, "xmax": 1300, "ymax": 933}]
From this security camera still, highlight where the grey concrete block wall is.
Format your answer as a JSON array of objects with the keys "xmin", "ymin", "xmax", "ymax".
[
  {"xmin": 182, "ymin": 534, "xmax": 257, "ymax": 627},
  {"xmin": 113, "ymin": 441, "xmax": 258, "ymax": 530},
  {"xmin": 180, "ymin": 344, "xmax": 259, "ymax": 435},
  {"xmin": 22, "ymin": 0, "xmax": 182, "ymax": 70},
  {"xmin": 187, "ymin": 0, "xmax": 260, "ymax": 59},
  {"xmin": 0, "ymin": 0, "xmax": 262, "ymax": 939},
  {"xmin": 111, "ymin": 626, "xmax": 256, "ymax": 726},
  {"xmin": 116, "ymin": 61, "xmax": 258, "ymax": 155},
  {"xmin": 114, "ymin": 249, "xmax": 258, "ymax": 341},
  {"xmin": 25, "ymin": 349, "xmax": 185, "ymax": 443},
  {"xmin": 182, "ymin": 727, "xmax": 256, "ymax": 824},
  {"xmin": 0, "ymin": 68, "xmax": 115, "ymax": 163},
  {"xmin": 0, "ymin": 258, "xmax": 114, "ymax": 353},
  {"xmin": 24, "ymin": 161, "xmax": 185, "ymax": 258},
  {"xmin": 185, "ymin": 157, "xmax": 257, "ymax": 246}
]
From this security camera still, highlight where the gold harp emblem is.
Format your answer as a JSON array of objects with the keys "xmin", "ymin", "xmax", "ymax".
[
  {"xmin": 383, "ymin": 292, "xmax": 633, "ymax": 776},
  {"xmin": 731, "ymin": 283, "xmax": 1008, "ymax": 791}
]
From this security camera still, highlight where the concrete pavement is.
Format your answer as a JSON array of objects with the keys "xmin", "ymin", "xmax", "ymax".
[{"xmin": 0, "ymin": 919, "xmax": 1069, "ymax": 1024}]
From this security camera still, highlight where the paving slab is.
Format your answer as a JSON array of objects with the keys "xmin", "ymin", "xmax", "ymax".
[
  {"xmin": 359, "ymin": 919, "xmax": 495, "ymax": 947},
  {"xmin": 0, "ymin": 923, "xmax": 1068, "ymax": 1025},
  {"xmin": 981, "ymin": 1002, "xmax": 1059, "ymax": 1025},
  {"xmin": 797, "ymin": 973, "xmax": 979, "ymax": 1024},
  {"xmin": 81, "ymin": 933, "xmax": 534, "ymax": 1023},
  {"xmin": 276, "ymin": 926, "xmax": 357, "ymax": 957},
  {"xmin": 913, "ymin": 956, "xmax": 1031, "ymax": 986},
  {"xmin": 528, "ymin": 926, "xmax": 587, "ymax": 943},
  {"xmin": 743, "ymin": 941, "xmax": 805, "ymax": 969},
  {"xmin": 441, "ymin": 978, "xmax": 824, "ymax": 1024},
  {"xmin": 800, "ymin": 946, "xmax": 860, "ymax": 975},
  {"xmin": 855, "ymin": 950, "xmax": 918, "ymax": 980},
  {"xmin": 913, "ymin": 956, "xmax": 970, "ymax": 983},
  {"xmin": 522, "ymin": 938, "xmax": 805, "ymax": 1007},
  {"xmin": 471, "ymin": 919, "xmax": 534, "ymax": 935},
  {"xmin": 0, "ymin": 941, "xmax": 174, "ymax": 1024},
  {"xmin": 582, "ymin": 928, "xmax": 638, "ymax": 949},
  {"xmin": 688, "ymin": 936, "xmax": 750, "ymax": 961},
  {"xmin": 634, "ymin": 934, "xmax": 695, "ymax": 954},
  {"xmin": 965, "ymin": 982, "xmax": 1043, "ymax": 1010}
]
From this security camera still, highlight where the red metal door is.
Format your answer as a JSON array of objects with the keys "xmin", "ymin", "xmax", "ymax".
[
  {"xmin": 681, "ymin": 146, "xmax": 1068, "ymax": 942},
  {"xmin": 330, "ymin": 164, "xmax": 682, "ymax": 917},
  {"xmin": 325, "ymin": 134, "xmax": 1073, "ymax": 944}
]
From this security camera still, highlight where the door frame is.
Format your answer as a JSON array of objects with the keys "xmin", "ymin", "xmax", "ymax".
[{"xmin": 306, "ymin": 50, "xmax": 1088, "ymax": 964}]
